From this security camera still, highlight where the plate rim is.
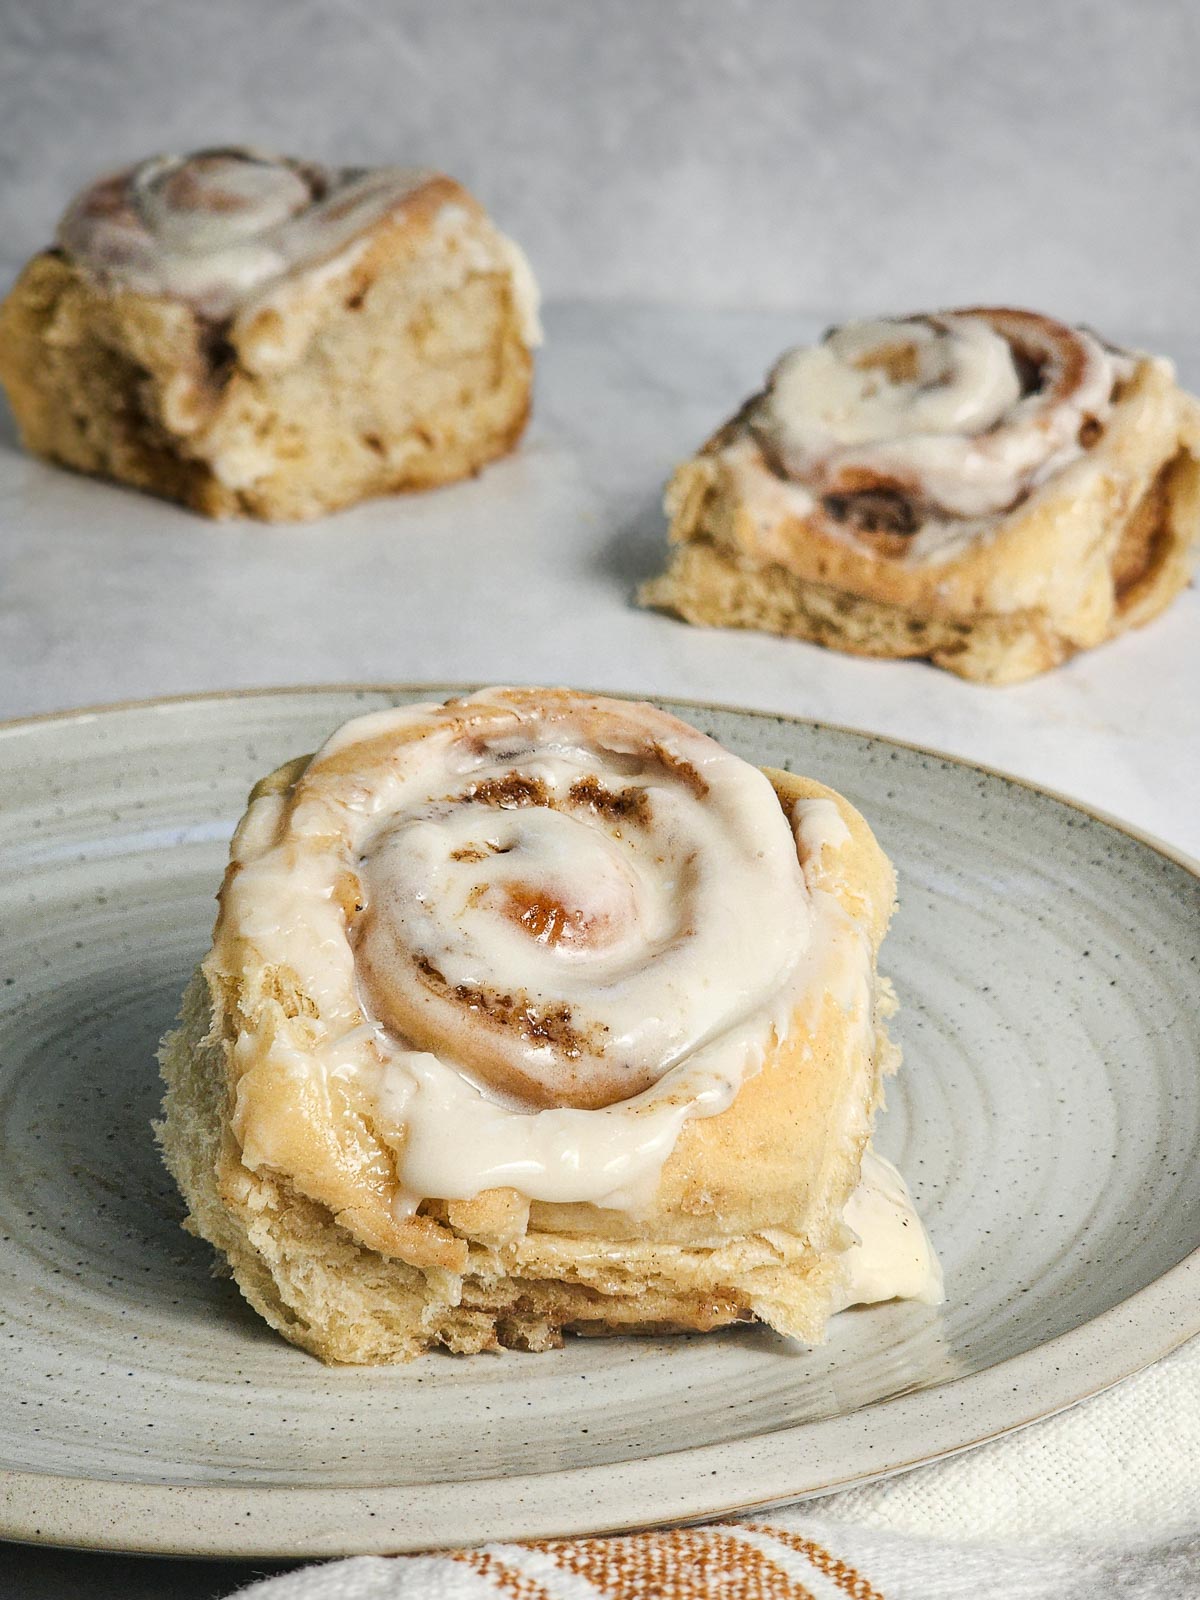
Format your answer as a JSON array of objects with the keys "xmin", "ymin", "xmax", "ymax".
[
  {"xmin": 1, "ymin": 678, "xmax": 1197, "ymax": 875},
  {"xmin": 2, "ymin": 682, "xmax": 1198, "ymax": 1559}
]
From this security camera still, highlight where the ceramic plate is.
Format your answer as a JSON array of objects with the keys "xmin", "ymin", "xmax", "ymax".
[{"xmin": 1, "ymin": 688, "xmax": 1198, "ymax": 1559}]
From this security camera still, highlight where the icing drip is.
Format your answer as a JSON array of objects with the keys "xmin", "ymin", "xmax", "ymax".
[{"xmin": 837, "ymin": 1148, "xmax": 945, "ymax": 1310}]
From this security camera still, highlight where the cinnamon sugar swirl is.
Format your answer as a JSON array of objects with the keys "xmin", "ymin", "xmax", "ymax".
[
  {"xmin": 0, "ymin": 148, "xmax": 539, "ymax": 519},
  {"xmin": 157, "ymin": 688, "xmax": 940, "ymax": 1364},
  {"xmin": 642, "ymin": 309, "xmax": 1200, "ymax": 682}
]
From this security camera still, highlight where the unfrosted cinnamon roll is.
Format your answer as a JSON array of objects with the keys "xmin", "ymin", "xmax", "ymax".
[
  {"xmin": 157, "ymin": 688, "xmax": 940, "ymax": 1364},
  {"xmin": 642, "ymin": 309, "xmax": 1200, "ymax": 682},
  {"xmin": 0, "ymin": 148, "xmax": 540, "ymax": 520}
]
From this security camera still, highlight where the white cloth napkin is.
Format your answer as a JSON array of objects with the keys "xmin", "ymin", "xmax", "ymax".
[
  {"xmin": 818, "ymin": 1333, "xmax": 1200, "ymax": 1546},
  {"xmin": 231, "ymin": 1519, "xmax": 1199, "ymax": 1599},
  {"xmin": 227, "ymin": 1335, "xmax": 1200, "ymax": 1599}
]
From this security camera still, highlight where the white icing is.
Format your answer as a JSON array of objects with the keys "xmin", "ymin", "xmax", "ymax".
[
  {"xmin": 773, "ymin": 317, "xmax": 1023, "ymax": 451},
  {"xmin": 754, "ymin": 310, "xmax": 1130, "ymax": 522},
  {"xmin": 356, "ymin": 746, "xmax": 807, "ymax": 1110},
  {"xmin": 793, "ymin": 795, "xmax": 852, "ymax": 871},
  {"xmin": 219, "ymin": 691, "xmax": 877, "ymax": 1212},
  {"xmin": 837, "ymin": 1148, "xmax": 945, "ymax": 1309},
  {"xmin": 366, "ymin": 877, "xmax": 874, "ymax": 1212},
  {"xmin": 57, "ymin": 148, "xmax": 541, "ymax": 342}
]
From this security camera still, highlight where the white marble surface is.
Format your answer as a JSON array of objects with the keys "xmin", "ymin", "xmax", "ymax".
[{"xmin": 1, "ymin": 300, "xmax": 1198, "ymax": 861}]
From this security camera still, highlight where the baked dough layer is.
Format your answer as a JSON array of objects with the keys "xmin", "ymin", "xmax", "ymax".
[
  {"xmin": 0, "ymin": 170, "xmax": 534, "ymax": 521},
  {"xmin": 642, "ymin": 329, "xmax": 1200, "ymax": 683},
  {"xmin": 157, "ymin": 747, "xmax": 899, "ymax": 1365}
]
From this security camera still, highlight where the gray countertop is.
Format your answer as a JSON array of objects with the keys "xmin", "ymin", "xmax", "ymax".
[{"xmin": 4, "ymin": 2, "xmax": 1199, "ymax": 333}]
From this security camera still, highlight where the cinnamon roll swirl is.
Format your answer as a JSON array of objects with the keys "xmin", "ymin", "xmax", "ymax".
[
  {"xmin": 158, "ymin": 688, "xmax": 940, "ymax": 1364},
  {"xmin": 0, "ymin": 148, "xmax": 540, "ymax": 519},
  {"xmin": 642, "ymin": 309, "xmax": 1200, "ymax": 682}
]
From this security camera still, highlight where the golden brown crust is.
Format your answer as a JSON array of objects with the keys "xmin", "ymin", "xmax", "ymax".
[
  {"xmin": 642, "ymin": 356, "xmax": 1200, "ymax": 683},
  {"xmin": 157, "ymin": 764, "xmax": 897, "ymax": 1364},
  {"xmin": 0, "ymin": 175, "xmax": 534, "ymax": 521}
]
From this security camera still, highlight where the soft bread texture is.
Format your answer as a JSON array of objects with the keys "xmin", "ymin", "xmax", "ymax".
[
  {"xmin": 642, "ymin": 356, "xmax": 1200, "ymax": 683},
  {"xmin": 157, "ymin": 762, "xmax": 898, "ymax": 1365},
  {"xmin": 0, "ymin": 176, "xmax": 533, "ymax": 521}
]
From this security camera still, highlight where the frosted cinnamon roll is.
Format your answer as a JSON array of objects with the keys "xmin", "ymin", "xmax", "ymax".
[
  {"xmin": 158, "ymin": 688, "xmax": 941, "ymax": 1364},
  {"xmin": 0, "ymin": 147, "xmax": 540, "ymax": 520},
  {"xmin": 642, "ymin": 309, "xmax": 1200, "ymax": 682}
]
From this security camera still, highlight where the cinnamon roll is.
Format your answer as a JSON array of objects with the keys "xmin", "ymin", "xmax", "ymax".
[
  {"xmin": 0, "ymin": 148, "xmax": 540, "ymax": 520},
  {"xmin": 157, "ymin": 688, "xmax": 940, "ymax": 1364},
  {"xmin": 641, "ymin": 309, "xmax": 1200, "ymax": 682}
]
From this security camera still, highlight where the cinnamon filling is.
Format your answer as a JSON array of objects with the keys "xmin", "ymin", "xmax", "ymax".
[
  {"xmin": 850, "ymin": 340, "xmax": 922, "ymax": 384},
  {"xmin": 411, "ymin": 956, "xmax": 605, "ymax": 1078},
  {"xmin": 503, "ymin": 884, "xmax": 606, "ymax": 949},
  {"xmin": 460, "ymin": 773, "xmax": 550, "ymax": 809},
  {"xmin": 566, "ymin": 776, "xmax": 652, "ymax": 825},
  {"xmin": 822, "ymin": 486, "xmax": 920, "ymax": 543}
]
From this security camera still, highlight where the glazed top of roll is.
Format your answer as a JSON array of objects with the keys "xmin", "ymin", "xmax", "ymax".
[
  {"xmin": 742, "ymin": 308, "xmax": 1140, "ymax": 559},
  {"xmin": 55, "ymin": 146, "xmax": 540, "ymax": 335},
  {"xmin": 215, "ymin": 688, "xmax": 874, "ymax": 1212}
]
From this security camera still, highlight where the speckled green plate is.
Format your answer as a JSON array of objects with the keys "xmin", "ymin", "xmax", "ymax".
[{"xmin": 1, "ymin": 687, "xmax": 1198, "ymax": 1558}]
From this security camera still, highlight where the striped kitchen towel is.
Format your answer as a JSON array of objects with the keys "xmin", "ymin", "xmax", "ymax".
[{"xmin": 232, "ymin": 1514, "xmax": 1199, "ymax": 1598}]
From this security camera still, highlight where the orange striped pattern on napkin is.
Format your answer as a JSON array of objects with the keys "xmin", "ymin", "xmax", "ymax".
[
  {"xmin": 449, "ymin": 1523, "xmax": 882, "ymax": 1598},
  {"xmin": 233, "ymin": 1515, "xmax": 1200, "ymax": 1598}
]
